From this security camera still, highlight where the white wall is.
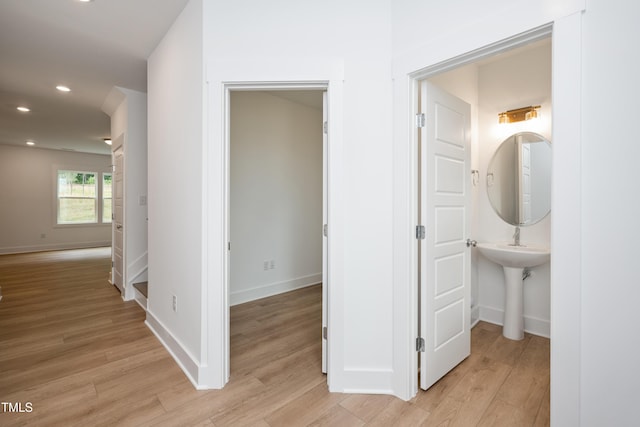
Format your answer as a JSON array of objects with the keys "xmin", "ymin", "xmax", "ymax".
[
  {"xmin": 149, "ymin": 2, "xmax": 640, "ymax": 421},
  {"xmin": 203, "ymin": 0, "xmax": 394, "ymax": 392},
  {"xmin": 476, "ymin": 42, "xmax": 552, "ymax": 337},
  {"xmin": 0, "ymin": 144, "xmax": 111, "ymax": 254},
  {"xmin": 391, "ymin": 0, "xmax": 640, "ymax": 424},
  {"xmin": 147, "ymin": 0, "xmax": 203, "ymax": 382},
  {"xmin": 580, "ymin": 0, "xmax": 640, "ymax": 425},
  {"xmin": 230, "ymin": 91, "xmax": 323, "ymax": 305},
  {"xmin": 102, "ymin": 87, "xmax": 149, "ymax": 300}
]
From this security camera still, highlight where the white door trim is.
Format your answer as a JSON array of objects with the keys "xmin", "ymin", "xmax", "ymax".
[
  {"xmin": 393, "ymin": 17, "xmax": 583, "ymax": 426},
  {"xmin": 394, "ymin": 20, "xmax": 582, "ymax": 425},
  {"xmin": 225, "ymin": 83, "xmax": 328, "ymax": 383},
  {"xmin": 394, "ymin": 23, "xmax": 552, "ymax": 400},
  {"xmin": 202, "ymin": 58, "xmax": 345, "ymax": 391}
]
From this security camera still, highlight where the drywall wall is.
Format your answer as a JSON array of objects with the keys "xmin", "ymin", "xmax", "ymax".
[
  {"xmin": 102, "ymin": 86, "xmax": 148, "ymax": 300},
  {"xmin": 203, "ymin": 0, "xmax": 394, "ymax": 392},
  {"xmin": 0, "ymin": 144, "xmax": 111, "ymax": 254},
  {"xmin": 147, "ymin": 0, "xmax": 203, "ymax": 379},
  {"xmin": 580, "ymin": 0, "xmax": 640, "ymax": 424},
  {"xmin": 229, "ymin": 91, "xmax": 323, "ymax": 305},
  {"xmin": 476, "ymin": 41, "xmax": 552, "ymax": 336},
  {"xmin": 149, "ymin": 2, "xmax": 640, "ymax": 418},
  {"xmin": 389, "ymin": 0, "xmax": 640, "ymax": 424}
]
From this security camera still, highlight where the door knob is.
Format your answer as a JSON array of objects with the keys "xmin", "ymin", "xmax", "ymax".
[
  {"xmin": 116, "ymin": 225, "xmax": 122, "ymax": 230},
  {"xmin": 466, "ymin": 239, "xmax": 477, "ymax": 247}
]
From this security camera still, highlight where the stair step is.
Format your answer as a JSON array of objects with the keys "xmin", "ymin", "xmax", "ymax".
[{"xmin": 133, "ymin": 281, "xmax": 148, "ymax": 298}]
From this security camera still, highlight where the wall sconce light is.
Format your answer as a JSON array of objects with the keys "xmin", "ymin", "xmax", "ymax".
[
  {"xmin": 498, "ymin": 105, "xmax": 540, "ymax": 124},
  {"xmin": 103, "ymin": 138, "xmax": 112, "ymax": 145}
]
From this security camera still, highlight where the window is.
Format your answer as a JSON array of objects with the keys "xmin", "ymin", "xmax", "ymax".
[
  {"xmin": 103, "ymin": 173, "xmax": 112, "ymax": 223},
  {"xmin": 56, "ymin": 169, "xmax": 111, "ymax": 225},
  {"xmin": 57, "ymin": 171, "xmax": 97, "ymax": 224}
]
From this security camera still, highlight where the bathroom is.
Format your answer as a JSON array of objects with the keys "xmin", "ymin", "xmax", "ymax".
[{"xmin": 430, "ymin": 37, "xmax": 552, "ymax": 339}]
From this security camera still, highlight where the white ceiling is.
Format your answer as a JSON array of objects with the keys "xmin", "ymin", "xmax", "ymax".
[{"xmin": 0, "ymin": 0, "xmax": 189, "ymax": 155}]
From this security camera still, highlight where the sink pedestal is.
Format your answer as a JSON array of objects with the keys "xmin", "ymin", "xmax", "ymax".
[
  {"xmin": 502, "ymin": 266, "xmax": 525, "ymax": 340},
  {"xmin": 475, "ymin": 242, "xmax": 550, "ymax": 341}
]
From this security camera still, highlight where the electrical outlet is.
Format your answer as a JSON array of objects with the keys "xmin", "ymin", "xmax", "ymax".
[
  {"xmin": 172, "ymin": 295, "xmax": 177, "ymax": 312},
  {"xmin": 263, "ymin": 261, "xmax": 269, "ymax": 271},
  {"xmin": 270, "ymin": 260, "xmax": 275, "ymax": 269}
]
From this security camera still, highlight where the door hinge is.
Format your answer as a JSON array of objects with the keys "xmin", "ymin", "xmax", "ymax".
[
  {"xmin": 323, "ymin": 224, "xmax": 328, "ymax": 237},
  {"xmin": 416, "ymin": 113, "xmax": 426, "ymax": 128},
  {"xmin": 228, "ymin": 242, "xmax": 231, "ymax": 251},
  {"xmin": 111, "ymin": 261, "xmax": 114, "ymax": 268},
  {"xmin": 323, "ymin": 326, "xmax": 328, "ymax": 340},
  {"xmin": 416, "ymin": 337, "xmax": 425, "ymax": 352},
  {"xmin": 323, "ymin": 121, "xmax": 328, "ymax": 134},
  {"xmin": 416, "ymin": 225, "xmax": 425, "ymax": 240}
]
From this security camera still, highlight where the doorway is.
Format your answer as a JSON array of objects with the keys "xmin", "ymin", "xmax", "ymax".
[
  {"xmin": 412, "ymin": 30, "xmax": 553, "ymax": 391},
  {"xmin": 226, "ymin": 88, "xmax": 329, "ymax": 379}
]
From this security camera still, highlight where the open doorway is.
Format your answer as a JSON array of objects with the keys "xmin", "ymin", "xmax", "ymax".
[
  {"xmin": 413, "ymin": 32, "xmax": 552, "ymax": 392},
  {"xmin": 227, "ymin": 89, "xmax": 328, "ymax": 380}
]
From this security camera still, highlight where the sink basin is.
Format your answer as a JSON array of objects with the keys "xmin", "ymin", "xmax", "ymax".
[
  {"xmin": 475, "ymin": 242, "xmax": 550, "ymax": 340},
  {"xmin": 476, "ymin": 242, "xmax": 550, "ymax": 268}
]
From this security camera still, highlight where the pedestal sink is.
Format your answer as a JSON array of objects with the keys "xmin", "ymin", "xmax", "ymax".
[{"xmin": 476, "ymin": 242, "xmax": 550, "ymax": 340}]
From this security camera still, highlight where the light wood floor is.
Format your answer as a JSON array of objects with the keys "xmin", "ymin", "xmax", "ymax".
[{"xmin": 0, "ymin": 248, "xmax": 549, "ymax": 426}]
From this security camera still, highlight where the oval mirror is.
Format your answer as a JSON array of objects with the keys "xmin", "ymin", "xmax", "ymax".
[{"xmin": 487, "ymin": 132, "xmax": 551, "ymax": 226}]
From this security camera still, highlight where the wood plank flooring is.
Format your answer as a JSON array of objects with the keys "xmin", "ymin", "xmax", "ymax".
[{"xmin": 0, "ymin": 248, "xmax": 549, "ymax": 426}]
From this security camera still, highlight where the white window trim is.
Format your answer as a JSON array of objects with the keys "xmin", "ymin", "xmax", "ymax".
[{"xmin": 52, "ymin": 165, "xmax": 112, "ymax": 228}]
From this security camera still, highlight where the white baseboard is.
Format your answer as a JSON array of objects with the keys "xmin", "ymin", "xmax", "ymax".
[
  {"xmin": 0, "ymin": 241, "xmax": 111, "ymax": 255},
  {"xmin": 145, "ymin": 310, "xmax": 201, "ymax": 388},
  {"xmin": 230, "ymin": 273, "xmax": 322, "ymax": 306},
  {"xmin": 479, "ymin": 305, "xmax": 550, "ymax": 338},
  {"xmin": 339, "ymin": 368, "xmax": 394, "ymax": 395}
]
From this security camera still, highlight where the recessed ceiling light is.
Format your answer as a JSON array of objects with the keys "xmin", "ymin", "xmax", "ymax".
[
  {"xmin": 26, "ymin": 141, "xmax": 35, "ymax": 146},
  {"xmin": 78, "ymin": 0, "xmax": 94, "ymax": 2},
  {"xmin": 103, "ymin": 138, "xmax": 112, "ymax": 145},
  {"xmin": 56, "ymin": 85, "xmax": 71, "ymax": 92},
  {"xmin": 17, "ymin": 106, "xmax": 31, "ymax": 112}
]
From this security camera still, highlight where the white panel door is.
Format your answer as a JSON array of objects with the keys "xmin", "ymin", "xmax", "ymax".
[
  {"xmin": 419, "ymin": 81, "xmax": 471, "ymax": 390},
  {"xmin": 322, "ymin": 90, "xmax": 328, "ymax": 374},
  {"xmin": 113, "ymin": 145, "xmax": 124, "ymax": 294}
]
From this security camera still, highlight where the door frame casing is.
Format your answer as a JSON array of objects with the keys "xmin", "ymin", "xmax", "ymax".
[
  {"xmin": 403, "ymin": 24, "xmax": 553, "ymax": 397},
  {"xmin": 203, "ymin": 58, "xmax": 345, "ymax": 391},
  {"xmin": 225, "ymin": 83, "xmax": 328, "ymax": 378},
  {"xmin": 394, "ymin": 15, "xmax": 583, "ymax": 425}
]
